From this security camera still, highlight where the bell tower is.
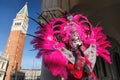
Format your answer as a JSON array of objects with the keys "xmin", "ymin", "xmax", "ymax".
[{"xmin": 4, "ymin": 2, "xmax": 28, "ymax": 80}]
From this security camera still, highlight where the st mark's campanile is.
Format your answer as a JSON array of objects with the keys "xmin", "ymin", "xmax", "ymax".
[{"xmin": 4, "ymin": 3, "xmax": 28, "ymax": 80}]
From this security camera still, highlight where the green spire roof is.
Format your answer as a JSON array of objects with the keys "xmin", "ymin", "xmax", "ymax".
[{"xmin": 18, "ymin": 2, "xmax": 28, "ymax": 16}]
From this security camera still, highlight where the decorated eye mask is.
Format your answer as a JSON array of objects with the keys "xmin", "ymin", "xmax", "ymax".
[{"xmin": 71, "ymin": 31, "xmax": 82, "ymax": 48}]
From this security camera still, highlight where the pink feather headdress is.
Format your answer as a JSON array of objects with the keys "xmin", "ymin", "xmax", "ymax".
[{"xmin": 31, "ymin": 14, "xmax": 111, "ymax": 79}]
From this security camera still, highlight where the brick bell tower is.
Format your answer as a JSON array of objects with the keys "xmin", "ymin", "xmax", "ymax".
[{"xmin": 4, "ymin": 2, "xmax": 28, "ymax": 80}]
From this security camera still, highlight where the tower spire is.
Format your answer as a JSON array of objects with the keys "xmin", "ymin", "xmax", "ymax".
[
  {"xmin": 18, "ymin": 2, "xmax": 28, "ymax": 16},
  {"xmin": 26, "ymin": 2, "xmax": 28, "ymax": 5}
]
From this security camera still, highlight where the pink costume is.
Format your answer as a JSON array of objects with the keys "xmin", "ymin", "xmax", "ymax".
[{"xmin": 31, "ymin": 14, "xmax": 111, "ymax": 80}]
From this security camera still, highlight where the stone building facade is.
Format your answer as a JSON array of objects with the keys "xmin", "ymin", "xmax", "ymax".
[
  {"xmin": 20, "ymin": 69, "xmax": 41, "ymax": 80},
  {"xmin": 0, "ymin": 54, "xmax": 8, "ymax": 80}
]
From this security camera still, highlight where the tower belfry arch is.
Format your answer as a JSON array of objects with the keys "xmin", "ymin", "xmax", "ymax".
[{"xmin": 4, "ymin": 2, "xmax": 29, "ymax": 80}]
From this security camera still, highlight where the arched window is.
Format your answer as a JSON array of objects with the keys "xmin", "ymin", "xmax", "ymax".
[
  {"xmin": 114, "ymin": 53, "xmax": 120, "ymax": 77},
  {"xmin": 111, "ymin": 53, "xmax": 120, "ymax": 79},
  {"xmin": 94, "ymin": 57, "xmax": 110, "ymax": 79},
  {"xmin": 101, "ymin": 58, "xmax": 107, "ymax": 77}
]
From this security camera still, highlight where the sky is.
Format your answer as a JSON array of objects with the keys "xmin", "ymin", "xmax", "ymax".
[{"xmin": 0, "ymin": 0, "xmax": 42, "ymax": 69}]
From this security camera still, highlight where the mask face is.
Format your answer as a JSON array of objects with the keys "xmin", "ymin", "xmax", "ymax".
[{"xmin": 71, "ymin": 31, "xmax": 82, "ymax": 48}]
